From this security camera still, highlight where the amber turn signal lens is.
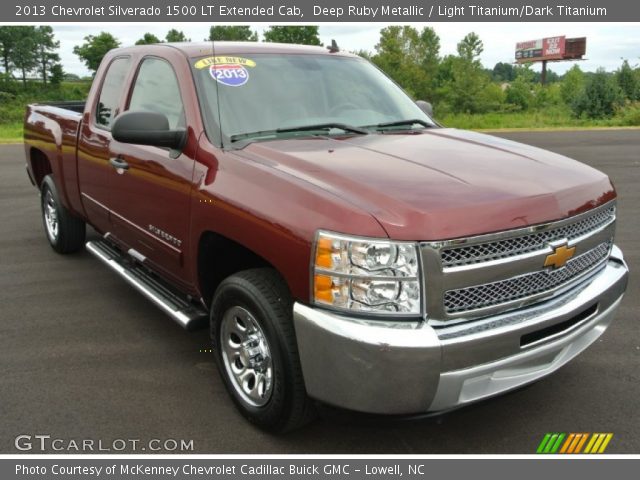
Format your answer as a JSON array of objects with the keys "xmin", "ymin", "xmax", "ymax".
[
  {"xmin": 315, "ymin": 236, "xmax": 334, "ymax": 269},
  {"xmin": 313, "ymin": 273, "xmax": 334, "ymax": 303}
]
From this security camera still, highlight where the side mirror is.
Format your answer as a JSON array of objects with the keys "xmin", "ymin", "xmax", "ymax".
[
  {"xmin": 416, "ymin": 100, "xmax": 434, "ymax": 117},
  {"xmin": 112, "ymin": 111, "xmax": 186, "ymax": 151}
]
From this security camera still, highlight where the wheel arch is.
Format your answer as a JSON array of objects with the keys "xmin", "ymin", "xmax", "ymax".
[
  {"xmin": 29, "ymin": 147, "xmax": 53, "ymax": 188},
  {"xmin": 197, "ymin": 230, "xmax": 291, "ymax": 307}
]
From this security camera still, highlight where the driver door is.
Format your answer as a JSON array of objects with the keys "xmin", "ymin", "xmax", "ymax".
[{"xmin": 108, "ymin": 56, "xmax": 194, "ymax": 285}]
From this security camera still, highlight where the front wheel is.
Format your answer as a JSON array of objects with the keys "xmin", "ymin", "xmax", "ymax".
[
  {"xmin": 40, "ymin": 175, "xmax": 85, "ymax": 254},
  {"xmin": 211, "ymin": 269, "xmax": 315, "ymax": 432}
]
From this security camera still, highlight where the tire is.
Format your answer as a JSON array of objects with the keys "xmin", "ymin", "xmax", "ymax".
[
  {"xmin": 40, "ymin": 175, "xmax": 86, "ymax": 254},
  {"xmin": 211, "ymin": 268, "xmax": 316, "ymax": 432}
]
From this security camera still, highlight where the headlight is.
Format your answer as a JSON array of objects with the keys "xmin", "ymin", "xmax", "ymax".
[{"xmin": 312, "ymin": 231, "xmax": 421, "ymax": 315}]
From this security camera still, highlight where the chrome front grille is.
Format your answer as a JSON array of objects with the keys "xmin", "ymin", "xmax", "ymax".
[
  {"xmin": 420, "ymin": 201, "xmax": 617, "ymax": 324},
  {"xmin": 443, "ymin": 241, "xmax": 611, "ymax": 314},
  {"xmin": 441, "ymin": 205, "xmax": 615, "ymax": 267}
]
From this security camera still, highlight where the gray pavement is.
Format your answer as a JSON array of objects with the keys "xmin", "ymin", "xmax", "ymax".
[{"xmin": 0, "ymin": 129, "xmax": 638, "ymax": 453}]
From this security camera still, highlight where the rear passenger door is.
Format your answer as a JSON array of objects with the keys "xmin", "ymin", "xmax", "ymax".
[
  {"xmin": 77, "ymin": 56, "xmax": 132, "ymax": 234},
  {"xmin": 108, "ymin": 56, "xmax": 195, "ymax": 285}
]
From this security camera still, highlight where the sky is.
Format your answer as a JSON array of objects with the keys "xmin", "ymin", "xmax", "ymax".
[{"xmin": 51, "ymin": 23, "xmax": 640, "ymax": 77}]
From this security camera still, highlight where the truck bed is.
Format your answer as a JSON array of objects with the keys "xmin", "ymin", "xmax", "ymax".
[
  {"xmin": 35, "ymin": 101, "xmax": 86, "ymax": 115},
  {"xmin": 24, "ymin": 101, "xmax": 87, "ymax": 218}
]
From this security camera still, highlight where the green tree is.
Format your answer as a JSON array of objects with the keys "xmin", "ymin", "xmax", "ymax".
[
  {"xmin": 373, "ymin": 26, "xmax": 405, "ymax": 64},
  {"xmin": 417, "ymin": 27, "xmax": 441, "ymax": 97},
  {"xmin": 572, "ymin": 69, "xmax": 622, "ymax": 118},
  {"xmin": 456, "ymin": 32, "xmax": 483, "ymax": 63},
  {"xmin": 263, "ymin": 26, "xmax": 321, "ymax": 45},
  {"xmin": 208, "ymin": 26, "xmax": 258, "ymax": 42},
  {"xmin": 135, "ymin": 33, "xmax": 161, "ymax": 45},
  {"xmin": 560, "ymin": 64, "xmax": 585, "ymax": 106},
  {"xmin": 0, "ymin": 26, "xmax": 20, "ymax": 76},
  {"xmin": 616, "ymin": 60, "xmax": 639, "ymax": 101},
  {"xmin": 505, "ymin": 66, "xmax": 535, "ymax": 110},
  {"xmin": 354, "ymin": 49, "xmax": 372, "ymax": 61},
  {"xmin": 372, "ymin": 26, "xmax": 425, "ymax": 98},
  {"xmin": 10, "ymin": 27, "xmax": 38, "ymax": 86},
  {"xmin": 436, "ymin": 33, "xmax": 496, "ymax": 114},
  {"xmin": 435, "ymin": 54, "xmax": 456, "ymax": 86},
  {"xmin": 478, "ymin": 82, "xmax": 507, "ymax": 112},
  {"xmin": 371, "ymin": 26, "xmax": 440, "ymax": 100},
  {"xmin": 35, "ymin": 26, "xmax": 60, "ymax": 85},
  {"xmin": 373, "ymin": 26, "xmax": 440, "ymax": 68},
  {"xmin": 533, "ymin": 69, "xmax": 559, "ymax": 83},
  {"xmin": 418, "ymin": 27, "xmax": 441, "ymax": 69},
  {"xmin": 165, "ymin": 29, "xmax": 190, "ymax": 42},
  {"xmin": 492, "ymin": 62, "xmax": 516, "ymax": 82},
  {"xmin": 532, "ymin": 82, "xmax": 563, "ymax": 108},
  {"xmin": 73, "ymin": 32, "xmax": 121, "ymax": 73},
  {"xmin": 50, "ymin": 63, "xmax": 64, "ymax": 85},
  {"xmin": 438, "ymin": 57, "xmax": 495, "ymax": 113}
]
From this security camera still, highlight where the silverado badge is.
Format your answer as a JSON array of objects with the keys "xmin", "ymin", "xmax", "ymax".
[{"xmin": 544, "ymin": 243, "xmax": 576, "ymax": 269}]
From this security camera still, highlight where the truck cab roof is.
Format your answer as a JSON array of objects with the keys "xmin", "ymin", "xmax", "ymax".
[{"xmin": 109, "ymin": 41, "xmax": 356, "ymax": 59}]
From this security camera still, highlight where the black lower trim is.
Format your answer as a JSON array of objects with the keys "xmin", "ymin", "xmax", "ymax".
[{"xmin": 520, "ymin": 303, "xmax": 598, "ymax": 347}]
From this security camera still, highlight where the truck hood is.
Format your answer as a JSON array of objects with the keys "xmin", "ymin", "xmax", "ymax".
[{"xmin": 236, "ymin": 128, "xmax": 615, "ymax": 240}]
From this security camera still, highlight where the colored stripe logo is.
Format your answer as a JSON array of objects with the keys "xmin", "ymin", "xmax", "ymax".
[{"xmin": 537, "ymin": 433, "xmax": 613, "ymax": 454}]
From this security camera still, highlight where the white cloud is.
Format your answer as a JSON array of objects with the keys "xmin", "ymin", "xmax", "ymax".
[{"xmin": 49, "ymin": 23, "xmax": 640, "ymax": 77}]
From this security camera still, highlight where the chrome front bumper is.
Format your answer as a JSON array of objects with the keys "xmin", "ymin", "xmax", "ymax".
[{"xmin": 293, "ymin": 245, "xmax": 629, "ymax": 415}]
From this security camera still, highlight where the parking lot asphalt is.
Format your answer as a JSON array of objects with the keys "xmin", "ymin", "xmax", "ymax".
[{"xmin": 0, "ymin": 129, "xmax": 638, "ymax": 454}]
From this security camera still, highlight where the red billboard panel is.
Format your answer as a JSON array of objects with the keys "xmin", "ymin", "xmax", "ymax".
[
  {"xmin": 516, "ymin": 36, "xmax": 566, "ymax": 62},
  {"xmin": 543, "ymin": 36, "xmax": 566, "ymax": 59}
]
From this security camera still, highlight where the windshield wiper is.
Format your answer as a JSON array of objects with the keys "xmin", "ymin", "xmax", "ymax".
[
  {"xmin": 229, "ymin": 123, "xmax": 368, "ymax": 143},
  {"xmin": 368, "ymin": 119, "xmax": 433, "ymax": 130},
  {"xmin": 277, "ymin": 122, "xmax": 368, "ymax": 135},
  {"xmin": 229, "ymin": 129, "xmax": 279, "ymax": 143}
]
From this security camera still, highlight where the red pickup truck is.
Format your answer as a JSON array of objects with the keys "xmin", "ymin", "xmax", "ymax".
[{"xmin": 24, "ymin": 42, "xmax": 628, "ymax": 432}]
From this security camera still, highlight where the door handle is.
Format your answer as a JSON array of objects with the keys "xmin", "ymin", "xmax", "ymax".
[{"xmin": 109, "ymin": 157, "xmax": 129, "ymax": 170}]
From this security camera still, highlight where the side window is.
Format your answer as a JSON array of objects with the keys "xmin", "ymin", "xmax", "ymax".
[
  {"xmin": 96, "ymin": 57, "xmax": 131, "ymax": 129},
  {"xmin": 128, "ymin": 58, "xmax": 185, "ymax": 130}
]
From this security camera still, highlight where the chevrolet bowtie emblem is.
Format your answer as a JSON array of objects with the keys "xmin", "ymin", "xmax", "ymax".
[{"xmin": 544, "ymin": 244, "xmax": 576, "ymax": 269}]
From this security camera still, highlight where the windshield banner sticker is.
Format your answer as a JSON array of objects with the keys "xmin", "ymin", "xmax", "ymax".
[{"xmin": 194, "ymin": 56, "xmax": 256, "ymax": 87}]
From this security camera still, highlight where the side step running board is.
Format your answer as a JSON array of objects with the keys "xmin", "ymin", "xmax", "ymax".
[{"xmin": 86, "ymin": 240, "xmax": 208, "ymax": 329}]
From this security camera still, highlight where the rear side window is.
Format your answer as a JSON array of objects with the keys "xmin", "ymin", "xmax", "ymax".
[
  {"xmin": 96, "ymin": 57, "xmax": 131, "ymax": 129},
  {"xmin": 128, "ymin": 58, "xmax": 185, "ymax": 130}
]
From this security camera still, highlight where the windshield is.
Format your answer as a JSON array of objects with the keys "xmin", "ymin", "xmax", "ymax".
[{"xmin": 192, "ymin": 53, "xmax": 436, "ymax": 146}]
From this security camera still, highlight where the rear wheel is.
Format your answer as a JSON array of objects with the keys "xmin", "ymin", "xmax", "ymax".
[
  {"xmin": 211, "ymin": 268, "xmax": 315, "ymax": 432},
  {"xmin": 40, "ymin": 175, "xmax": 85, "ymax": 254}
]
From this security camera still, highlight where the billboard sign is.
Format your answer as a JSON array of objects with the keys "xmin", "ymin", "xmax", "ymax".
[{"xmin": 516, "ymin": 36, "xmax": 566, "ymax": 61}]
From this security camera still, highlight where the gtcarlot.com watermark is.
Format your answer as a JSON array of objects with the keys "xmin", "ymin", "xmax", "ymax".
[{"xmin": 15, "ymin": 434, "xmax": 194, "ymax": 452}]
